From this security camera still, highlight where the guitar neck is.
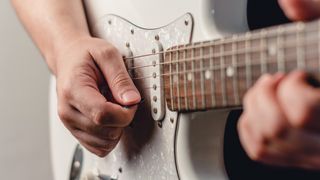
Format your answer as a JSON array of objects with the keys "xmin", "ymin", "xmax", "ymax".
[{"xmin": 163, "ymin": 19, "xmax": 320, "ymax": 112}]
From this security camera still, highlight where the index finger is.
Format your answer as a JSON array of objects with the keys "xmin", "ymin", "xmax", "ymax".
[{"xmin": 70, "ymin": 84, "xmax": 138, "ymax": 127}]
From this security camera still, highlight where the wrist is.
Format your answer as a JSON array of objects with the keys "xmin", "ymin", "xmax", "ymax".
[{"xmin": 44, "ymin": 32, "xmax": 92, "ymax": 75}]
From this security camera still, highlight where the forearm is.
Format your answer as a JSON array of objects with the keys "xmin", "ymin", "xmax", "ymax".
[{"xmin": 11, "ymin": 0, "xmax": 90, "ymax": 74}]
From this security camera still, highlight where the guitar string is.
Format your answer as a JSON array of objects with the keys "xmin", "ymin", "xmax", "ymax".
[
  {"xmin": 126, "ymin": 40, "xmax": 318, "ymax": 72},
  {"xmin": 129, "ymin": 49, "xmax": 320, "ymax": 81},
  {"xmin": 137, "ymin": 66, "xmax": 320, "ymax": 96},
  {"xmin": 132, "ymin": 53, "xmax": 320, "ymax": 90},
  {"xmin": 121, "ymin": 23, "xmax": 318, "ymax": 63}
]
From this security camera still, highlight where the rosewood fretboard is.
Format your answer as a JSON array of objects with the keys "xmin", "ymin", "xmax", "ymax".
[{"xmin": 163, "ymin": 20, "xmax": 320, "ymax": 111}]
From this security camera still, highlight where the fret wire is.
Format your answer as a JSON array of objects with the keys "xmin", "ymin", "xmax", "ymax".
[
  {"xmin": 260, "ymin": 30, "xmax": 267, "ymax": 73},
  {"xmin": 200, "ymin": 43, "xmax": 206, "ymax": 108},
  {"xmin": 176, "ymin": 48, "xmax": 181, "ymax": 110},
  {"xmin": 210, "ymin": 46, "xmax": 216, "ymax": 107},
  {"xmin": 169, "ymin": 51, "xmax": 174, "ymax": 110},
  {"xmin": 191, "ymin": 47, "xmax": 197, "ymax": 109},
  {"xmin": 277, "ymin": 27, "xmax": 285, "ymax": 72},
  {"xmin": 232, "ymin": 36, "xmax": 240, "ymax": 105},
  {"xmin": 128, "ymin": 38, "xmax": 319, "ymax": 71},
  {"xmin": 148, "ymin": 65, "xmax": 320, "ymax": 90},
  {"xmin": 183, "ymin": 45, "xmax": 189, "ymax": 110},
  {"xmin": 297, "ymin": 23, "xmax": 306, "ymax": 69},
  {"xmin": 245, "ymin": 33, "xmax": 252, "ymax": 89},
  {"xmin": 136, "ymin": 51, "xmax": 318, "ymax": 80},
  {"xmin": 143, "ymin": 64, "xmax": 319, "ymax": 99},
  {"xmin": 124, "ymin": 20, "xmax": 320, "ymax": 62},
  {"xmin": 220, "ymin": 43, "xmax": 227, "ymax": 106},
  {"xmin": 135, "ymin": 49, "xmax": 320, "ymax": 81}
]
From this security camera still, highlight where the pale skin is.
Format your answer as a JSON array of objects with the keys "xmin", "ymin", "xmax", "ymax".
[
  {"xmin": 239, "ymin": 0, "xmax": 320, "ymax": 170},
  {"xmin": 11, "ymin": 0, "xmax": 141, "ymax": 157},
  {"xmin": 10, "ymin": 0, "xmax": 320, "ymax": 169}
]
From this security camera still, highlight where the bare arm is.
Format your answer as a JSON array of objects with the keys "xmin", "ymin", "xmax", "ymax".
[
  {"xmin": 12, "ymin": 0, "xmax": 141, "ymax": 157},
  {"xmin": 11, "ymin": 0, "xmax": 90, "ymax": 74}
]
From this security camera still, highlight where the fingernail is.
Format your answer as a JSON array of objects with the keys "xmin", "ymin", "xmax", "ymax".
[
  {"xmin": 123, "ymin": 98, "xmax": 145, "ymax": 109},
  {"xmin": 121, "ymin": 90, "xmax": 141, "ymax": 104}
]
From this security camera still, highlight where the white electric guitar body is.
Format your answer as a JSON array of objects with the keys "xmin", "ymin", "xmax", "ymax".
[
  {"xmin": 50, "ymin": 1, "xmax": 248, "ymax": 179},
  {"xmin": 50, "ymin": 0, "xmax": 320, "ymax": 179}
]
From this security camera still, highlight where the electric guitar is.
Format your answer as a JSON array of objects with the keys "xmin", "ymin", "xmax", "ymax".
[{"xmin": 49, "ymin": 0, "xmax": 320, "ymax": 179}]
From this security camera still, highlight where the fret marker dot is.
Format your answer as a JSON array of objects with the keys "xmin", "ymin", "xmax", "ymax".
[
  {"xmin": 187, "ymin": 73, "xmax": 193, "ymax": 81},
  {"xmin": 226, "ymin": 66, "xmax": 235, "ymax": 77},
  {"xmin": 268, "ymin": 45, "xmax": 277, "ymax": 56},
  {"xmin": 205, "ymin": 70, "xmax": 212, "ymax": 80}
]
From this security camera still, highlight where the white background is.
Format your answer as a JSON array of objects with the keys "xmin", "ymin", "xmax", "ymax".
[{"xmin": 0, "ymin": 1, "xmax": 53, "ymax": 179}]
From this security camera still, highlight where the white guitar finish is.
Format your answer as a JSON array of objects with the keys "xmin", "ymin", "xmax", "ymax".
[
  {"xmin": 86, "ymin": 14, "xmax": 191, "ymax": 180},
  {"xmin": 50, "ymin": 0, "xmax": 249, "ymax": 179}
]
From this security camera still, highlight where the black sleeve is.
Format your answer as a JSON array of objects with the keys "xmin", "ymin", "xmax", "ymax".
[{"xmin": 247, "ymin": 0, "xmax": 290, "ymax": 30}]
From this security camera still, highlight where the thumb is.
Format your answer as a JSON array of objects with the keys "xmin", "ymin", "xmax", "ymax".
[
  {"xmin": 90, "ymin": 43, "xmax": 141, "ymax": 106},
  {"xmin": 279, "ymin": 0, "xmax": 320, "ymax": 21}
]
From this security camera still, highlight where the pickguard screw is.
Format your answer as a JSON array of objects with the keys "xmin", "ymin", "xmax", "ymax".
[
  {"xmin": 152, "ymin": 61, "xmax": 156, "ymax": 67},
  {"xmin": 152, "ymin": 72, "xmax": 157, "ymax": 78},
  {"xmin": 131, "ymin": 29, "xmax": 134, "ymax": 34},
  {"xmin": 152, "ymin": 49, "xmax": 156, "ymax": 54},
  {"xmin": 153, "ymin": 108, "xmax": 158, "ymax": 114},
  {"xmin": 108, "ymin": 20, "xmax": 112, "ymax": 25},
  {"xmin": 158, "ymin": 122, "xmax": 162, "ymax": 128},
  {"xmin": 170, "ymin": 118, "xmax": 174, "ymax": 124},
  {"xmin": 184, "ymin": 20, "xmax": 189, "ymax": 26},
  {"xmin": 118, "ymin": 167, "xmax": 123, "ymax": 173},
  {"xmin": 155, "ymin": 35, "xmax": 160, "ymax": 41},
  {"xmin": 126, "ymin": 42, "xmax": 130, "ymax": 48},
  {"xmin": 153, "ymin": 96, "xmax": 157, "ymax": 102},
  {"xmin": 153, "ymin": 84, "xmax": 157, "ymax": 90}
]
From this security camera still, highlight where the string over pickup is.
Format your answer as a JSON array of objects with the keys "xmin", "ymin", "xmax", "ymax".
[{"xmin": 150, "ymin": 39, "xmax": 166, "ymax": 121}]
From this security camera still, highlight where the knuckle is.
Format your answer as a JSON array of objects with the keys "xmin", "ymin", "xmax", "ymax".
[
  {"xmin": 121, "ymin": 112, "xmax": 135, "ymax": 127},
  {"xmin": 249, "ymin": 142, "xmax": 267, "ymax": 161},
  {"xmin": 83, "ymin": 124, "xmax": 97, "ymax": 134},
  {"xmin": 243, "ymin": 91, "xmax": 253, "ymax": 107},
  {"xmin": 111, "ymin": 71, "xmax": 132, "ymax": 89},
  {"xmin": 105, "ymin": 140, "xmax": 119, "ymax": 151},
  {"xmin": 58, "ymin": 82, "xmax": 73, "ymax": 100},
  {"xmin": 290, "ymin": 71, "xmax": 306, "ymax": 79},
  {"xmin": 95, "ymin": 149, "xmax": 109, "ymax": 158},
  {"xmin": 71, "ymin": 130, "xmax": 82, "ymax": 141},
  {"xmin": 262, "ymin": 111, "xmax": 287, "ymax": 139},
  {"xmin": 238, "ymin": 115, "xmax": 248, "ymax": 131},
  {"xmin": 267, "ymin": 123, "xmax": 286, "ymax": 139},
  {"xmin": 96, "ymin": 45, "xmax": 119, "ymax": 60},
  {"xmin": 291, "ymin": 107, "xmax": 312, "ymax": 129},
  {"xmin": 57, "ymin": 106, "xmax": 70, "ymax": 121},
  {"xmin": 92, "ymin": 108, "xmax": 110, "ymax": 125},
  {"xmin": 259, "ymin": 74, "xmax": 273, "ymax": 84},
  {"xmin": 107, "ymin": 128, "xmax": 122, "ymax": 140}
]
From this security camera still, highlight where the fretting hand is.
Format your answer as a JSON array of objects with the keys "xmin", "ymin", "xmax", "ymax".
[{"xmin": 238, "ymin": 0, "xmax": 320, "ymax": 170}]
